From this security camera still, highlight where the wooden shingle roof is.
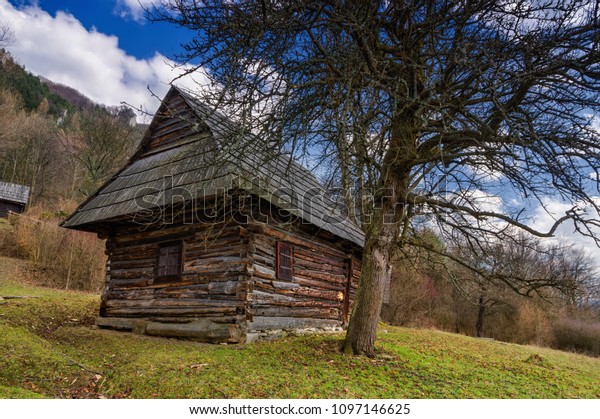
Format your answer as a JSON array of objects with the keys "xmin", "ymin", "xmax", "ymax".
[
  {"xmin": 0, "ymin": 181, "xmax": 30, "ymax": 205},
  {"xmin": 62, "ymin": 86, "xmax": 364, "ymax": 247}
]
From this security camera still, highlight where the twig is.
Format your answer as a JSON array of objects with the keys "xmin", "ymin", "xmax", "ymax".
[
  {"xmin": 0, "ymin": 295, "xmax": 40, "ymax": 299},
  {"xmin": 66, "ymin": 357, "xmax": 102, "ymax": 376}
]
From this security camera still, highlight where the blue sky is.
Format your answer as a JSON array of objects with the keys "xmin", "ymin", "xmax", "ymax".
[
  {"xmin": 0, "ymin": 0, "xmax": 204, "ymax": 118},
  {"xmin": 2, "ymin": 1, "xmax": 600, "ymax": 265},
  {"xmin": 19, "ymin": 0, "xmax": 191, "ymax": 60}
]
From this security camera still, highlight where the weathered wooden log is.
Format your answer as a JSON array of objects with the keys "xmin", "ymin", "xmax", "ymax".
[
  {"xmin": 113, "ymin": 225, "xmax": 194, "ymax": 244},
  {"xmin": 110, "ymin": 243, "xmax": 156, "ymax": 255},
  {"xmin": 207, "ymin": 280, "xmax": 240, "ymax": 295},
  {"xmin": 294, "ymin": 276, "xmax": 345, "ymax": 292},
  {"xmin": 110, "ymin": 252, "xmax": 157, "ymax": 264},
  {"xmin": 252, "ymin": 253, "xmax": 275, "ymax": 268},
  {"xmin": 187, "ymin": 255, "xmax": 241, "ymax": 267},
  {"xmin": 255, "ymin": 279, "xmax": 344, "ymax": 299},
  {"xmin": 293, "ymin": 257, "xmax": 345, "ymax": 275},
  {"xmin": 192, "ymin": 235, "xmax": 242, "ymax": 248},
  {"xmin": 109, "ymin": 278, "xmax": 153, "ymax": 288},
  {"xmin": 249, "ymin": 306, "xmax": 340, "ymax": 319},
  {"xmin": 185, "ymin": 267, "xmax": 245, "ymax": 277},
  {"xmin": 249, "ymin": 223, "xmax": 347, "ymax": 258},
  {"xmin": 251, "ymin": 295, "xmax": 341, "ymax": 309},
  {"xmin": 188, "ymin": 232, "xmax": 241, "ymax": 247},
  {"xmin": 106, "ymin": 288, "xmax": 156, "ymax": 300},
  {"xmin": 96, "ymin": 316, "xmax": 148, "ymax": 333},
  {"xmin": 293, "ymin": 268, "xmax": 345, "ymax": 284},
  {"xmin": 294, "ymin": 287, "xmax": 344, "ymax": 302},
  {"xmin": 251, "ymin": 290, "xmax": 297, "ymax": 302},
  {"xmin": 270, "ymin": 280, "xmax": 301, "ymax": 290},
  {"xmin": 154, "ymin": 284, "xmax": 210, "ymax": 297},
  {"xmin": 145, "ymin": 319, "xmax": 243, "ymax": 343},
  {"xmin": 179, "ymin": 272, "xmax": 242, "ymax": 284},
  {"xmin": 185, "ymin": 247, "xmax": 241, "ymax": 261},
  {"xmin": 105, "ymin": 297, "xmax": 243, "ymax": 308},
  {"xmin": 110, "ymin": 267, "xmax": 155, "ymax": 280},
  {"xmin": 253, "ymin": 264, "xmax": 277, "ymax": 281},
  {"xmin": 294, "ymin": 247, "xmax": 345, "ymax": 264},
  {"xmin": 124, "ymin": 315, "xmax": 239, "ymax": 324},
  {"xmin": 106, "ymin": 306, "xmax": 238, "ymax": 316},
  {"xmin": 110, "ymin": 258, "xmax": 156, "ymax": 269}
]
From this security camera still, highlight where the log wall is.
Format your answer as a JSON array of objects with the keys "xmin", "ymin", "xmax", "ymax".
[
  {"xmin": 97, "ymin": 195, "xmax": 362, "ymax": 343},
  {"xmin": 246, "ymin": 222, "xmax": 361, "ymax": 334},
  {"xmin": 98, "ymin": 219, "xmax": 250, "ymax": 343}
]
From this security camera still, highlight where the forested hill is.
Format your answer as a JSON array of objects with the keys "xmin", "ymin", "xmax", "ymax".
[
  {"xmin": 0, "ymin": 48, "xmax": 143, "ymax": 204},
  {"xmin": 40, "ymin": 76, "xmax": 97, "ymax": 112},
  {"xmin": 0, "ymin": 49, "xmax": 73, "ymax": 117},
  {"xmin": 0, "ymin": 49, "xmax": 134, "ymax": 121}
]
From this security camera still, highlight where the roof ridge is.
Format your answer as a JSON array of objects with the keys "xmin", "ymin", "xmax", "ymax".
[{"xmin": 174, "ymin": 87, "xmax": 364, "ymax": 245}]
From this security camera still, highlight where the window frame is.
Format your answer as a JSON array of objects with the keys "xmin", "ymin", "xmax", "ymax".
[
  {"xmin": 276, "ymin": 241, "xmax": 294, "ymax": 281},
  {"xmin": 155, "ymin": 240, "xmax": 184, "ymax": 283}
]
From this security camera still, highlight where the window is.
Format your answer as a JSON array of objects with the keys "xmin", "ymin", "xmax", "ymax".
[
  {"xmin": 276, "ymin": 241, "xmax": 294, "ymax": 280},
  {"xmin": 156, "ymin": 241, "xmax": 183, "ymax": 280}
]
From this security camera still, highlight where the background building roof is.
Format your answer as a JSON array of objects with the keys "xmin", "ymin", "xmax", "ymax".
[{"xmin": 0, "ymin": 181, "xmax": 30, "ymax": 205}]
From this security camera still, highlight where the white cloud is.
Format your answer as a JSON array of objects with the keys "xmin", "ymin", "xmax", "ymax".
[
  {"xmin": 591, "ymin": 114, "xmax": 600, "ymax": 133},
  {"xmin": 437, "ymin": 187, "xmax": 600, "ymax": 267},
  {"xmin": 457, "ymin": 188, "xmax": 504, "ymax": 214},
  {"xmin": 0, "ymin": 0, "xmax": 205, "ymax": 120},
  {"xmin": 115, "ymin": 0, "xmax": 157, "ymax": 22},
  {"xmin": 528, "ymin": 197, "xmax": 600, "ymax": 266}
]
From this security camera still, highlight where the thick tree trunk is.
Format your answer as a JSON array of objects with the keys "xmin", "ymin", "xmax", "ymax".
[
  {"xmin": 342, "ymin": 111, "xmax": 416, "ymax": 356},
  {"xmin": 343, "ymin": 212, "xmax": 399, "ymax": 357},
  {"xmin": 476, "ymin": 295, "xmax": 485, "ymax": 338}
]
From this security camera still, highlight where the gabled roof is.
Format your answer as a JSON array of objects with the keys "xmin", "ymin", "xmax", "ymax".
[
  {"xmin": 0, "ymin": 181, "xmax": 30, "ymax": 205},
  {"xmin": 62, "ymin": 86, "xmax": 364, "ymax": 247}
]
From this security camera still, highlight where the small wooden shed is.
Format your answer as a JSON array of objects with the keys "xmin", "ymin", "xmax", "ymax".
[
  {"xmin": 0, "ymin": 181, "xmax": 30, "ymax": 218},
  {"xmin": 62, "ymin": 86, "xmax": 364, "ymax": 343}
]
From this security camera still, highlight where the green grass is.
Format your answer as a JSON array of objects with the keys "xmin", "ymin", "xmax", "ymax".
[{"xmin": 0, "ymin": 256, "xmax": 599, "ymax": 399}]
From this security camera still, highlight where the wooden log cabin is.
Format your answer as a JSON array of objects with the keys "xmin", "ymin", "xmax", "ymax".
[
  {"xmin": 0, "ymin": 181, "xmax": 30, "ymax": 218},
  {"xmin": 62, "ymin": 86, "xmax": 364, "ymax": 343}
]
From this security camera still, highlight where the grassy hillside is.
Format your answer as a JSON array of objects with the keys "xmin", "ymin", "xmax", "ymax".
[{"xmin": 0, "ymin": 255, "xmax": 598, "ymax": 399}]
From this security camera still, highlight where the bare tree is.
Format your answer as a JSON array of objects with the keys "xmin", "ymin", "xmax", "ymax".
[
  {"xmin": 447, "ymin": 234, "xmax": 597, "ymax": 338},
  {"xmin": 0, "ymin": 23, "xmax": 15, "ymax": 48},
  {"xmin": 0, "ymin": 88, "xmax": 22, "ymax": 149},
  {"xmin": 66, "ymin": 107, "xmax": 140, "ymax": 196},
  {"xmin": 0, "ymin": 114, "xmax": 61, "ymax": 202},
  {"xmin": 0, "ymin": 88, "xmax": 62, "ymax": 202},
  {"xmin": 151, "ymin": 0, "xmax": 600, "ymax": 355},
  {"xmin": 551, "ymin": 246, "xmax": 600, "ymax": 309}
]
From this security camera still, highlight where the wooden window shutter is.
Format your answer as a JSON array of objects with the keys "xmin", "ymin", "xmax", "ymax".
[
  {"xmin": 276, "ymin": 241, "xmax": 294, "ymax": 281},
  {"xmin": 157, "ymin": 241, "xmax": 183, "ymax": 279}
]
